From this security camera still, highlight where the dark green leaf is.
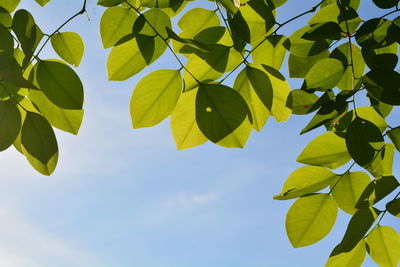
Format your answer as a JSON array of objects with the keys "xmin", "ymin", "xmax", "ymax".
[
  {"xmin": 388, "ymin": 127, "xmax": 400, "ymax": 151},
  {"xmin": 363, "ymin": 69, "xmax": 400, "ymax": 105},
  {"xmin": 195, "ymin": 83, "xmax": 248, "ymax": 143},
  {"xmin": 386, "ymin": 198, "xmax": 400, "ymax": 218},
  {"xmin": 0, "ymin": 100, "xmax": 21, "ymax": 151}
]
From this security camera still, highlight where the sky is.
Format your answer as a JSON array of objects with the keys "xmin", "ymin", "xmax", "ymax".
[{"xmin": 0, "ymin": 0, "xmax": 399, "ymax": 266}]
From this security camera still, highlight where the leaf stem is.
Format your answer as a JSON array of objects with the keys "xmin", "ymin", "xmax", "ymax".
[{"xmin": 329, "ymin": 161, "xmax": 356, "ymax": 193}]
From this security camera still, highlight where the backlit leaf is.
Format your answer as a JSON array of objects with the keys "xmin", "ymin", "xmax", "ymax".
[
  {"xmin": 366, "ymin": 226, "xmax": 400, "ymax": 267},
  {"xmin": 51, "ymin": 32, "xmax": 84, "ymax": 67}
]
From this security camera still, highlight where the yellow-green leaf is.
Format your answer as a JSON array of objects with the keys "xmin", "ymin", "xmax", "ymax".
[
  {"xmin": 51, "ymin": 32, "xmax": 84, "ymax": 67},
  {"xmin": 286, "ymin": 194, "xmax": 338, "ymax": 248},
  {"xmin": 297, "ymin": 132, "xmax": 351, "ymax": 169},
  {"xmin": 326, "ymin": 240, "xmax": 366, "ymax": 267},
  {"xmin": 366, "ymin": 226, "xmax": 400, "ymax": 267},
  {"xmin": 130, "ymin": 69, "xmax": 182, "ymax": 128}
]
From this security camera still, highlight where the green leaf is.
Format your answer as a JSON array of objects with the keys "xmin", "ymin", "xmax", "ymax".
[
  {"xmin": 366, "ymin": 226, "xmax": 400, "ymax": 267},
  {"xmin": 303, "ymin": 58, "xmax": 344, "ymax": 91},
  {"xmin": 36, "ymin": 60, "xmax": 84, "ymax": 109},
  {"xmin": 302, "ymin": 22, "xmax": 343, "ymax": 41},
  {"xmin": 243, "ymin": 65, "xmax": 273, "ymax": 111},
  {"xmin": 286, "ymin": 89, "xmax": 319, "ymax": 115},
  {"xmin": 12, "ymin": 9, "xmax": 43, "ymax": 65},
  {"xmin": 297, "ymin": 132, "xmax": 351, "ymax": 169},
  {"xmin": 100, "ymin": 6, "xmax": 137, "ymax": 48},
  {"xmin": 0, "ymin": 7, "xmax": 12, "ymax": 27},
  {"xmin": 161, "ymin": 0, "xmax": 187, "ymax": 17},
  {"xmin": 233, "ymin": 66, "xmax": 270, "ymax": 131},
  {"xmin": 230, "ymin": 0, "xmax": 275, "ymax": 44},
  {"xmin": 130, "ymin": 69, "xmax": 182, "ymax": 128},
  {"xmin": 321, "ymin": 0, "xmax": 360, "ymax": 10},
  {"xmin": 388, "ymin": 127, "xmax": 400, "ymax": 151},
  {"xmin": 178, "ymin": 8, "xmax": 220, "ymax": 37},
  {"xmin": 367, "ymin": 143, "xmax": 395, "ymax": 178},
  {"xmin": 170, "ymin": 88, "xmax": 207, "ymax": 150},
  {"xmin": 21, "ymin": 112, "xmax": 58, "ymax": 176},
  {"xmin": 288, "ymin": 50, "xmax": 329, "ymax": 78},
  {"xmin": 330, "ymin": 172, "xmax": 371, "ymax": 214},
  {"xmin": 286, "ymin": 194, "xmax": 337, "ymax": 248},
  {"xmin": 0, "ymin": 24, "xmax": 13, "ymax": 52},
  {"xmin": 363, "ymin": 69, "xmax": 400, "ymax": 105},
  {"xmin": 274, "ymin": 166, "xmax": 337, "ymax": 200},
  {"xmin": 51, "ymin": 32, "xmax": 84, "ymax": 67},
  {"xmin": 334, "ymin": 208, "xmax": 379, "ymax": 253},
  {"xmin": 183, "ymin": 44, "xmax": 243, "ymax": 91},
  {"xmin": 283, "ymin": 26, "xmax": 330, "ymax": 57},
  {"xmin": 355, "ymin": 18, "xmax": 397, "ymax": 49},
  {"xmin": 141, "ymin": 0, "xmax": 183, "ymax": 8},
  {"xmin": 252, "ymin": 35, "xmax": 286, "ymax": 70},
  {"xmin": 330, "ymin": 43, "xmax": 365, "ymax": 91},
  {"xmin": 195, "ymin": 83, "xmax": 248, "ymax": 143},
  {"xmin": 0, "ymin": 100, "xmax": 21, "ymax": 151},
  {"xmin": 0, "ymin": 0, "xmax": 20, "ymax": 12},
  {"xmin": 345, "ymin": 117, "xmax": 384, "ymax": 167},
  {"xmin": 107, "ymin": 35, "xmax": 167, "ymax": 81},
  {"xmin": 216, "ymin": 117, "xmax": 252, "ymax": 148},
  {"xmin": 372, "ymin": 0, "xmax": 399, "ymax": 9},
  {"xmin": 133, "ymin": 8, "xmax": 171, "ymax": 39},
  {"xmin": 326, "ymin": 240, "xmax": 366, "ymax": 267},
  {"xmin": 28, "ymin": 89, "xmax": 83, "ymax": 135},
  {"xmin": 97, "ymin": 0, "xmax": 125, "ymax": 6},
  {"xmin": 166, "ymin": 27, "xmax": 210, "ymax": 53},
  {"xmin": 386, "ymin": 198, "xmax": 400, "ymax": 218},
  {"xmin": 356, "ymin": 176, "xmax": 399, "ymax": 208},
  {"xmin": 262, "ymin": 65, "xmax": 291, "ymax": 122},
  {"xmin": 362, "ymin": 43, "xmax": 398, "ymax": 70},
  {"xmin": 34, "ymin": 0, "xmax": 51, "ymax": 6}
]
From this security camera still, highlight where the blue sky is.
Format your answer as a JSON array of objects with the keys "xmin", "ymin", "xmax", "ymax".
[{"xmin": 0, "ymin": 0, "xmax": 398, "ymax": 266}]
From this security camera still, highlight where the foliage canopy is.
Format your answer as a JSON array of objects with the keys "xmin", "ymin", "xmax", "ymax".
[{"xmin": 0, "ymin": 0, "xmax": 400, "ymax": 265}]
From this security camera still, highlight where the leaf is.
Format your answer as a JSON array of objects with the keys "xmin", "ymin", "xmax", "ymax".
[
  {"xmin": 244, "ymin": 65, "xmax": 273, "ymax": 111},
  {"xmin": 12, "ymin": 9, "xmax": 43, "ymax": 65},
  {"xmin": 216, "ymin": 117, "xmax": 252, "ymax": 148},
  {"xmin": 170, "ymin": 88, "xmax": 207, "ymax": 150},
  {"xmin": 0, "ymin": 100, "xmax": 21, "ymax": 151},
  {"xmin": 367, "ymin": 143, "xmax": 395, "ymax": 178},
  {"xmin": 51, "ymin": 32, "xmax": 84, "ymax": 67},
  {"xmin": 274, "ymin": 166, "xmax": 337, "ymax": 200},
  {"xmin": 100, "ymin": 6, "xmax": 137, "ymax": 48},
  {"xmin": 130, "ymin": 70, "xmax": 182, "ymax": 128},
  {"xmin": 97, "ymin": 0, "xmax": 125, "ymax": 6},
  {"xmin": 302, "ymin": 22, "xmax": 343, "ymax": 41},
  {"xmin": 366, "ymin": 226, "xmax": 400, "ymax": 267},
  {"xmin": 372, "ymin": 0, "xmax": 399, "ymax": 9},
  {"xmin": 28, "ymin": 89, "xmax": 83, "ymax": 135},
  {"xmin": 283, "ymin": 26, "xmax": 330, "ymax": 57},
  {"xmin": 183, "ymin": 44, "xmax": 243, "ymax": 91},
  {"xmin": 0, "ymin": 24, "xmax": 13, "ymax": 52},
  {"xmin": 34, "ymin": 0, "xmax": 51, "ymax": 6},
  {"xmin": 388, "ymin": 127, "xmax": 400, "ymax": 151},
  {"xmin": 233, "ymin": 66, "xmax": 270, "ymax": 131},
  {"xmin": 252, "ymin": 35, "xmax": 286, "ymax": 70},
  {"xmin": 263, "ymin": 65, "xmax": 291, "ymax": 122},
  {"xmin": 355, "ymin": 18, "xmax": 397, "ymax": 49},
  {"xmin": 133, "ymin": 8, "xmax": 171, "ymax": 39},
  {"xmin": 141, "ymin": 0, "xmax": 182, "ymax": 8},
  {"xmin": 334, "ymin": 208, "xmax": 379, "ymax": 253},
  {"xmin": 107, "ymin": 35, "xmax": 167, "ymax": 81},
  {"xmin": 195, "ymin": 83, "xmax": 248, "ymax": 143},
  {"xmin": 0, "ymin": 7, "xmax": 12, "ymax": 28},
  {"xmin": 386, "ymin": 198, "xmax": 400, "ymax": 218},
  {"xmin": 286, "ymin": 194, "xmax": 337, "ymax": 248},
  {"xmin": 178, "ymin": 8, "xmax": 220, "ymax": 37},
  {"xmin": 297, "ymin": 132, "xmax": 351, "ymax": 169},
  {"xmin": 303, "ymin": 58, "xmax": 344, "ymax": 91},
  {"xmin": 330, "ymin": 43, "xmax": 365, "ymax": 91},
  {"xmin": 363, "ymin": 69, "xmax": 400, "ymax": 105},
  {"xmin": 288, "ymin": 50, "xmax": 329, "ymax": 78},
  {"xmin": 166, "ymin": 27, "xmax": 210, "ymax": 53},
  {"xmin": 230, "ymin": 0, "xmax": 275, "ymax": 44},
  {"xmin": 286, "ymin": 89, "xmax": 319, "ymax": 115},
  {"xmin": 326, "ymin": 240, "xmax": 366, "ymax": 267},
  {"xmin": 362, "ymin": 43, "xmax": 398, "ymax": 70},
  {"xmin": 36, "ymin": 60, "xmax": 84, "ymax": 109},
  {"xmin": 21, "ymin": 112, "xmax": 58, "ymax": 176},
  {"xmin": 0, "ymin": 0, "xmax": 20, "ymax": 12},
  {"xmin": 330, "ymin": 172, "xmax": 371, "ymax": 214},
  {"xmin": 345, "ymin": 117, "xmax": 384, "ymax": 167}
]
